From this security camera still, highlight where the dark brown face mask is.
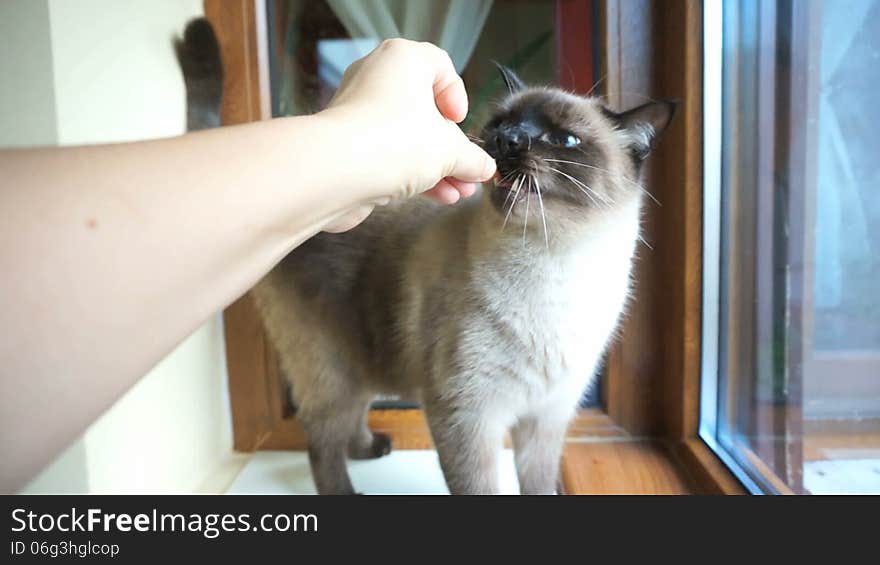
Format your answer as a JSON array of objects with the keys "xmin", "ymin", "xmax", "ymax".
[{"xmin": 480, "ymin": 64, "xmax": 678, "ymax": 216}]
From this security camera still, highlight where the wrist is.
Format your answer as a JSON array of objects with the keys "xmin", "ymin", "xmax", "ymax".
[{"xmin": 312, "ymin": 106, "xmax": 405, "ymax": 202}]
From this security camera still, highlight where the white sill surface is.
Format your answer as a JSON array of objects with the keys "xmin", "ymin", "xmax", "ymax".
[
  {"xmin": 226, "ymin": 449, "xmax": 520, "ymax": 495},
  {"xmin": 803, "ymin": 458, "xmax": 880, "ymax": 495}
]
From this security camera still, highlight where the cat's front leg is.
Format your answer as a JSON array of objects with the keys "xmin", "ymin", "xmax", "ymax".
[
  {"xmin": 511, "ymin": 407, "xmax": 573, "ymax": 495},
  {"xmin": 424, "ymin": 401, "xmax": 507, "ymax": 495}
]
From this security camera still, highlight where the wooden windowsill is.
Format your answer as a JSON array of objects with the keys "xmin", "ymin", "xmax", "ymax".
[
  {"xmin": 253, "ymin": 407, "xmax": 744, "ymax": 495},
  {"xmin": 561, "ymin": 441, "xmax": 695, "ymax": 494},
  {"xmin": 561, "ymin": 412, "xmax": 746, "ymax": 494}
]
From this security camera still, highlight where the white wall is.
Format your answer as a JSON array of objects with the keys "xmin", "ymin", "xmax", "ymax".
[
  {"xmin": 79, "ymin": 320, "xmax": 233, "ymax": 493},
  {"xmin": 4, "ymin": 0, "xmax": 240, "ymax": 493},
  {"xmin": 0, "ymin": 0, "xmax": 58, "ymax": 148},
  {"xmin": 49, "ymin": 0, "xmax": 198, "ymax": 145}
]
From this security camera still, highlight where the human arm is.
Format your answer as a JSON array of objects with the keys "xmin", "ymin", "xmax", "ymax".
[{"xmin": 0, "ymin": 39, "xmax": 494, "ymax": 491}]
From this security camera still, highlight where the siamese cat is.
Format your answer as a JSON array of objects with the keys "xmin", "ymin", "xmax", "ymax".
[{"xmin": 177, "ymin": 18, "xmax": 675, "ymax": 494}]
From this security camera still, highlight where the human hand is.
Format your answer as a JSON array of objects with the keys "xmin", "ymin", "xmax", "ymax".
[{"xmin": 319, "ymin": 39, "xmax": 495, "ymax": 232}]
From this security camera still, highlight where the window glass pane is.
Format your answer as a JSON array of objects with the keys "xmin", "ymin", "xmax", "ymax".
[
  {"xmin": 813, "ymin": 2, "xmax": 880, "ymax": 351},
  {"xmin": 267, "ymin": 0, "xmax": 558, "ymax": 122},
  {"xmin": 709, "ymin": 0, "xmax": 880, "ymax": 494}
]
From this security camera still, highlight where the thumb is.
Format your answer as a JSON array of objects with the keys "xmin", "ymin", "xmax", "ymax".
[
  {"xmin": 447, "ymin": 135, "xmax": 496, "ymax": 183},
  {"xmin": 323, "ymin": 204, "xmax": 375, "ymax": 233}
]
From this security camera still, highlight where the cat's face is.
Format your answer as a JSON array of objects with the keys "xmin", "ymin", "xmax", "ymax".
[{"xmin": 480, "ymin": 65, "xmax": 676, "ymax": 229}]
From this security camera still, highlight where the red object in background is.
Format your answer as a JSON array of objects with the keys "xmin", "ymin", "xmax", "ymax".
[{"xmin": 556, "ymin": 0, "xmax": 594, "ymax": 94}]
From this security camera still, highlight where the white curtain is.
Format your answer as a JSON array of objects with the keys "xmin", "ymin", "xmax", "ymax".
[{"xmin": 326, "ymin": 0, "xmax": 493, "ymax": 72}]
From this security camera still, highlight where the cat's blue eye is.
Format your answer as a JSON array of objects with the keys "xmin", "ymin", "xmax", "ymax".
[{"xmin": 539, "ymin": 132, "xmax": 581, "ymax": 147}]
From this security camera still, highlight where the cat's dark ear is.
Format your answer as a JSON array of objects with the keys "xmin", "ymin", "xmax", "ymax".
[
  {"xmin": 607, "ymin": 99, "xmax": 678, "ymax": 160},
  {"xmin": 492, "ymin": 61, "xmax": 526, "ymax": 94}
]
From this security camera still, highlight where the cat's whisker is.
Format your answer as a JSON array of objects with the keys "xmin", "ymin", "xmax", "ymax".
[
  {"xmin": 584, "ymin": 182, "xmax": 613, "ymax": 206},
  {"xmin": 543, "ymin": 163, "xmax": 612, "ymax": 205},
  {"xmin": 534, "ymin": 175, "xmax": 549, "ymax": 249},
  {"xmin": 547, "ymin": 167, "xmax": 605, "ymax": 208},
  {"xmin": 586, "ymin": 73, "xmax": 607, "ymax": 97},
  {"xmin": 501, "ymin": 176, "xmax": 519, "ymax": 231},
  {"xmin": 522, "ymin": 176, "xmax": 531, "ymax": 247},
  {"xmin": 497, "ymin": 170, "xmax": 518, "ymax": 187},
  {"xmin": 637, "ymin": 235, "xmax": 654, "ymax": 251},
  {"xmin": 497, "ymin": 170, "xmax": 521, "ymax": 215},
  {"xmin": 544, "ymin": 158, "xmax": 661, "ymax": 206},
  {"xmin": 639, "ymin": 188, "xmax": 661, "ymax": 206},
  {"xmin": 501, "ymin": 175, "xmax": 523, "ymax": 231},
  {"xmin": 600, "ymin": 91, "xmax": 664, "ymax": 104},
  {"xmin": 546, "ymin": 157, "xmax": 627, "ymax": 184},
  {"xmin": 500, "ymin": 187, "xmax": 515, "ymax": 222},
  {"xmin": 544, "ymin": 158, "xmax": 626, "ymax": 195}
]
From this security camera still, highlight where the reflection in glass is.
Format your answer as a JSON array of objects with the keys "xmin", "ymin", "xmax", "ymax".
[{"xmin": 710, "ymin": 0, "xmax": 880, "ymax": 494}]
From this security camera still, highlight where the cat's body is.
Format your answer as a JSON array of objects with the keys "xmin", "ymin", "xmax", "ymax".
[
  {"xmin": 254, "ymin": 81, "xmax": 675, "ymax": 495},
  {"xmin": 175, "ymin": 20, "xmax": 674, "ymax": 494},
  {"xmin": 254, "ymin": 188, "xmax": 641, "ymax": 493}
]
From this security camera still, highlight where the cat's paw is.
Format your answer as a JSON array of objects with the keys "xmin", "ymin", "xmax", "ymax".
[
  {"xmin": 370, "ymin": 432, "xmax": 392, "ymax": 458},
  {"xmin": 348, "ymin": 432, "xmax": 393, "ymax": 459}
]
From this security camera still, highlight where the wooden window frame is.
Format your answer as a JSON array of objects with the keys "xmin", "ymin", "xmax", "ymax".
[
  {"xmin": 597, "ymin": 0, "xmax": 743, "ymax": 493},
  {"xmin": 209, "ymin": 0, "xmax": 744, "ymax": 494}
]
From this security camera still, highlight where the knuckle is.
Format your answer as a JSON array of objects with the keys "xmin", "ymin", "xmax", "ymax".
[
  {"xmin": 441, "ymin": 50, "xmax": 455, "ymax": 68},
  {"xmin": 381, "ymin": 37, "xmax": 407, "ymax": 51},
  {"xmin": 425, "ymin": 42, "xmax": 454, "ymax": 67}
]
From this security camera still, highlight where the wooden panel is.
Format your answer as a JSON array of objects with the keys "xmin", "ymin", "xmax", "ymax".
[
  {"xmin": 223, "ymin": 295, "xmax": 273, "ymax": 451},
  {"xmin": 566, "ymin": 408, "xmax": 629, "ymax": 440},
  {"xmin": 804, "ymin": 426, "xmax": 880, "ymax": 462},
  {"xmin": 556, "ymin": 0, "xmax": 594, "ymax": 93},
  {"xmin": 601, "ymin": 0, "xmax": 663, "ymax": 434},
  {"xmin": 655, "ymin": 0, "xmax": 704, "ymax": 441},
  {"xmin": 204, "ymin": 0, "xmax": 270, "ymax": 124},
  {"xmin": 740, "ymin": 443, "xmax": 796, "ymax": 495},
  {"xmin": 261, "ymin": 408, "xmax": 626, "ymax": 451},
  {"xmin": 601, "ymin": 0, "xmax": 703, "ymax": 440},
  {"xmin": 261, "ymin": 410, "xmax": 433, "ymax": 451},
  {"xmin": 593, "ymin": 1, "xmax": 747, "ymax": 494},
  {"xmin": 561, "ymin": 441, "xmax": 695, "ymax": 494},
  {"xmin": 670, "ymin": 438, "xmax": 748, "ymax": 495},
  {"xmin": 368, "ymin": 410, "xmax": 435, "ymax": 450},
  {"xmin": 204, "ymin": 0, "xmax": 274, "ymax": 451}
]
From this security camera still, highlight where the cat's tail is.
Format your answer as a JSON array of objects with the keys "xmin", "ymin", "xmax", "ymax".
[{"xmin": 174, "ymin": 17, "xmax": 224, "ymax": 132}]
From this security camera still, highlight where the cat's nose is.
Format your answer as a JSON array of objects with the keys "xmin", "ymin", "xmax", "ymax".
[{"xmin": 494, "ymin": 127, "xmax": 529, "ymax": 157}]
